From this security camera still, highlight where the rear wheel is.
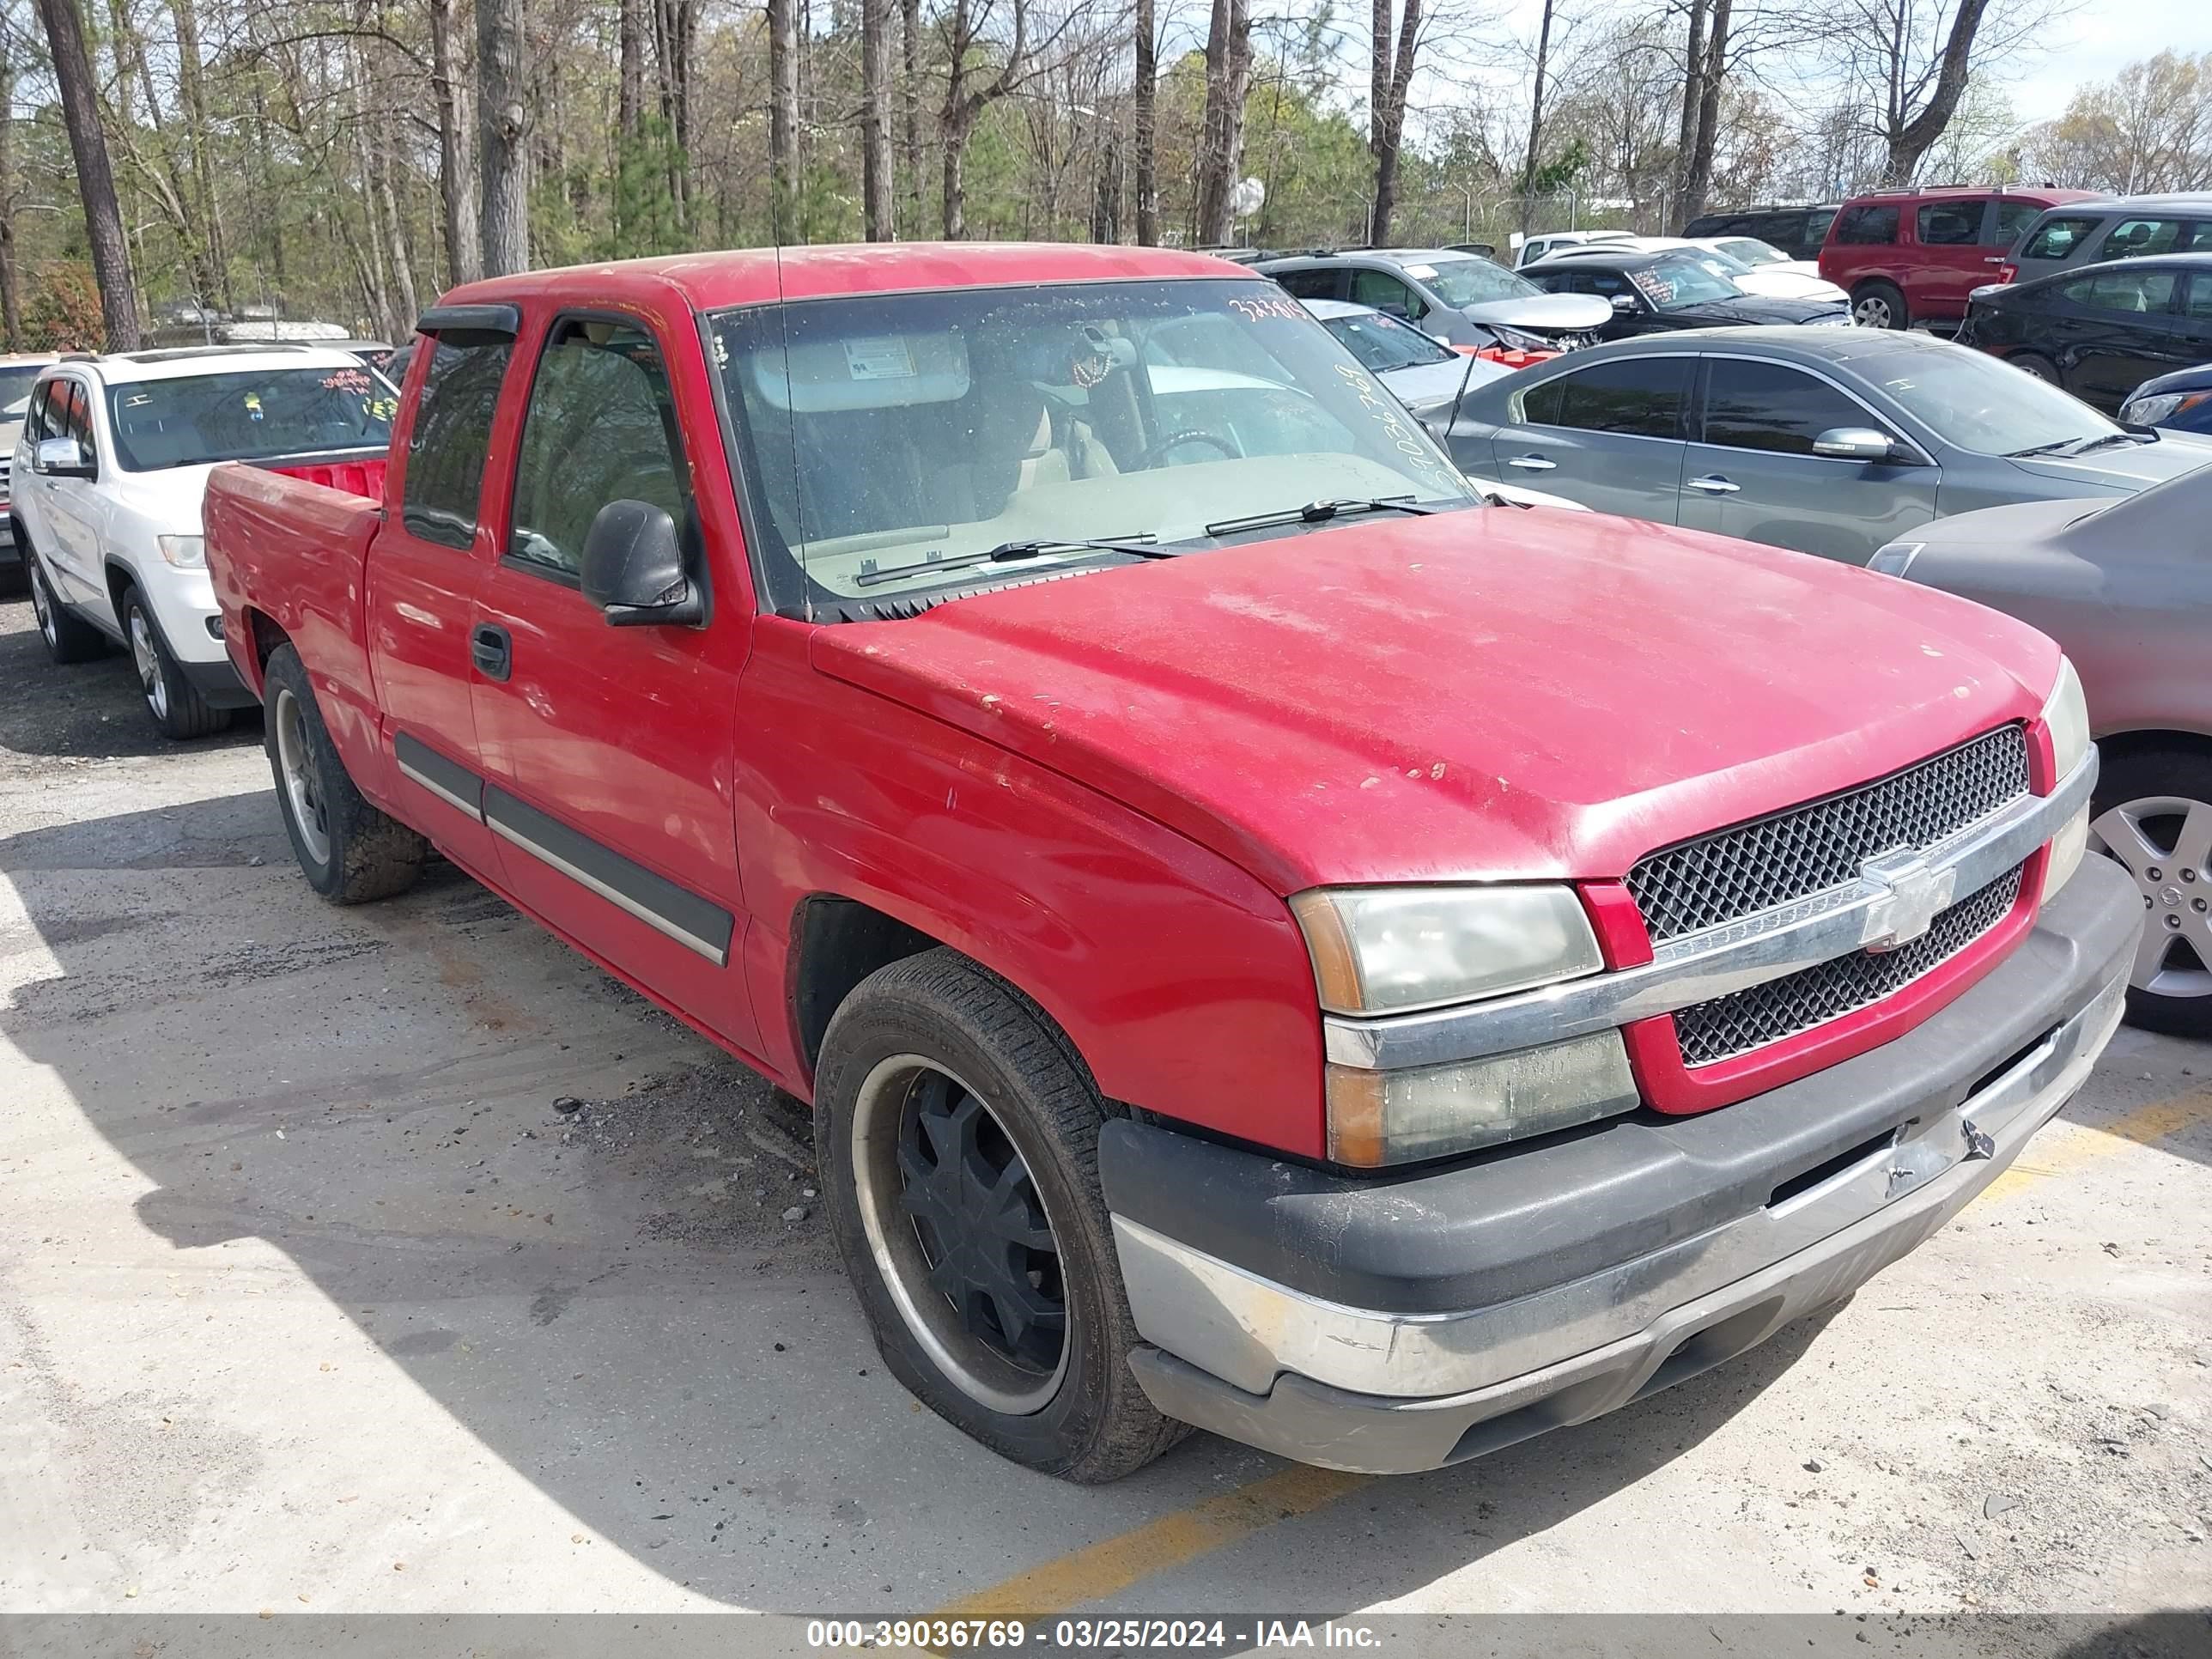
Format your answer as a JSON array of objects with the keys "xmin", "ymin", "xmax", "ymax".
[
  {"xmin": 817, "ymin": 948, "xmax": 1186, "ymax": 1482},
  {"xmin": 2090, "ymin": 746, "xmax": 2212, "ymax": 1039},
  {"xmin": 125, "ymin": 589, "xmax": 230, "ymax": 739},
  {"xmin": 1851, "ymin": 279, "xmax": 1908, "ymax": 331},
  {"xmin": 264, "ymin": 643, "xmax": 428, "ymax": 903},
  {"xmin": 2008, "ymin": 351, "xmax": 2061, "ymax": 386},
  {"xmin": 27, "ymin": 555, "xmax": 105, "ymax": 664}
]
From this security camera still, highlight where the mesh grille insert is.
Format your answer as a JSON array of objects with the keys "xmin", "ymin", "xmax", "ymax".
[
  {"xmin": 1626, "ymin": 726, "xmax": 2030, "ymax": 944},
  {"xmin": 1671, "ymin": 866, "xmax": 2024, "ymax": 1067}
]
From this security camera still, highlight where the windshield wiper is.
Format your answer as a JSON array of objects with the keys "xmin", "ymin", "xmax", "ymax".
[
  {"xmin": 1204, "ymin": 496, "xmax": 1440, "ymax": 537},
  {"xmin": 853, "ymin": 533, "xmax": 1167, "ymax": 589},
  {"xmin": 2005, "ymin": 432, "xmax": 2139, "ymax": 459}
]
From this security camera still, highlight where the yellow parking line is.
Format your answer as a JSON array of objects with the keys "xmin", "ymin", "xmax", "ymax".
[
  {"xmin": 1973, "ymin": 1085, "xmax": 2212, "ymax": 1206},
  {"xmin": 930, "ymin": 1464, "xmax": 1368, "ymax": 1620},
  {"xmin": 935, "ymin": 1083, "xmax": 2212, "ymax": 1625}
]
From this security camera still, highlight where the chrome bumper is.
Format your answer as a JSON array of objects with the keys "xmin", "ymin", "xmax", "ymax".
[{"xmin": 1112, "ymin": 891, "xmax": 2130, "ymax": 1472}]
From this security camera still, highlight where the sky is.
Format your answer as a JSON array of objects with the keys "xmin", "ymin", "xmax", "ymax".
[{"xmin": 2009, "ymin": 0, "xmax": 2212, "ymax": 121}]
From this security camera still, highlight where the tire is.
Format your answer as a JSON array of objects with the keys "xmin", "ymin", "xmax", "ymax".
[
  {"xmin": 816, "ymin": 948, "xmax": 1188, "ymax": 1482},
  {"xmin": 2008, "ymin": 351, "xmax": 2061, "ymax": 386},
  {"xmin": 1851, "ymin": 280, "xmax": 1908, "ymax": 331},
  {"xmin": 27, "ymin": 552, "xmax": 106, "ymax": 664},
  {"xmin": 263, "ymin": 643, "xmax": 428, "ymax": 904},
  {"xmin": 124, "ymin": 587, "xmax": 231, "ymax": 740},
  {"xmin": 2088, "ymin": 744, "xmax": 2212, "ymax": 1039}
]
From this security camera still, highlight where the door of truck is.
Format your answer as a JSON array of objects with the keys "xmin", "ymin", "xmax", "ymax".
[
  {"xmin": 365, "ymin": 311, "xmax": 519, "ymax": 875},
  {"xmin": 466, "ymin": 310, "xmax": 757, "ymax": 1048}
]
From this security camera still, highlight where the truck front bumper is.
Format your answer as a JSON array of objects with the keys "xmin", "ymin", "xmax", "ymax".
[{"xmin": 1100, "ymin": 856, "xmax": 2139, "ymax": 1474}]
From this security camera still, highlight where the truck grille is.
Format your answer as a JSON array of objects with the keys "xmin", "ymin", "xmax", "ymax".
[
  {"xmin": 1625, "ymin": 725, "xmax": 2030, "ymax": 945},
  {"xmin": 1671, "ymin": 866, "xmax": 2024, "ymax": 1066}
]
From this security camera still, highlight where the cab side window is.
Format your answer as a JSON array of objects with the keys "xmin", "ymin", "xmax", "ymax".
[
  {"xmin": 1701, "ymin": 360, "xmax": 1891, "ymax": 456},
  {"xmin": 507, "ymin": 319, "xmax": 691, "ymax": 581},
  {"xmin": 56, "ymin": 380, "xmax": 93, "ymax": 453},
  {"xmin": 403, "ymin": 329, "xmax": 514, "ymax": 550},
  {"xmin": 1832, "ymin": 204, "xmax": 1899, "ymax": 245},
  {"xmin": 1519, "ymin": 356, "xmax": 1688, "ymax": 440},
  {"xmin": 1916, "ymin": 201, "xmax": 1985, "ymax": 246},
  {"xmin": 1270, "ymin": 269, "xmax": 1340, "ymax": 301},
  {"xmin": 1991, "ymin": 199, "xmax": 2042, "ymax": 247}
]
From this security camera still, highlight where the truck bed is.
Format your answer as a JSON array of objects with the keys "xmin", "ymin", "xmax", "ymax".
[{"xmin": 203, "ymin": 453, "xmax": 391, "ymax": 777}]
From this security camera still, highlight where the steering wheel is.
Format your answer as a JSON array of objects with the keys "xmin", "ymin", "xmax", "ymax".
[{"xmin": 1139, "ymin": 429, "xmax": 1239, "ymax": 468}]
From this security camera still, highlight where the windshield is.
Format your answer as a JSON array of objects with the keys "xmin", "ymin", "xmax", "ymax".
[
  {"xmin": 1320, "ymin": 309, "xmax": 1455, "ymax": 372},
  {"xmin": 712, "ymin": 277, "xmax": 1473, "ymax": 611},
  {"xmin": 104, "ymin": 365, "xmax": 396, "ymax": 471},
  {"xmin": 1419, "ymin": 256, "xmax": 1544, "ymax": 308},
  {"xmin": 1629, "ymin": 254, "xmax": 1746, "ymax": 309},
  {"xmin": 1717, "ymin": 238, "xmax": 1786, "ymax": 267},
  {"xmin": 1856, "ymin": 344, "xmax": 2124, "ymax": 457}
]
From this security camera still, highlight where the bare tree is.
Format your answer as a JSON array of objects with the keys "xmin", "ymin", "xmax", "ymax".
[
  {"xmin": 1518, "ymin": 0, "xmax": 1558, "ymax": 228},
  {"xmin": 33, "ymin": 0, "xmax": 139, "ymax": 346},
  {"xmin": 619, "ymin": 0, "xmax": 646, "ymax": 139},
  {"xmin": 937, "ymin": 0, "xmax": 1075, "ymax": 239},
  {"xmin": 1193, "ymin": 0, "xmax": 1252, "ymax": 246},
  {"xmin": 0, "ymin": 27, "xmax": 20, "ymax": 347},
  {"xmin": 1367, "ymin": 0, "xmax": 1423, "ymax": 245},
  {"xmin": 429, "ymin": 0, "xmax": 482, "ymax": 284},
  {"xmin": 477, "ymin": 0, "xmax": 530, "ymax": 274},
  {"xmin": 1133, "ymin": 0, "xmax": 1157, "ymax": 244},
  {"xmin": 1669, "ymin": 0, "xmax": 1733, "ymax": 228},
  {"xmin": 1819, "ymin": 0, "xmax": 2042, "ymax": 184},
  {"xmin": 862, "ymin": 0, "xmax": 894, "ymax": 238}
]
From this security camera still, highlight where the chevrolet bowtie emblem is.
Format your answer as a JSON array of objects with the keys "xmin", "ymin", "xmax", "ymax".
[{"xmin": 1859, "ymin": 848, "xmax": 1957, "ymax": 953}]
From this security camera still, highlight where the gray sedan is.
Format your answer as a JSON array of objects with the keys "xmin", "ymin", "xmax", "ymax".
[
  {"xmin": 1433, "ymin": 326, "xmax": 2212, "ymax": 563},
  {"xmin": 1869, "ymin": 471, "xmax": 2212, "ymax": 1036}
]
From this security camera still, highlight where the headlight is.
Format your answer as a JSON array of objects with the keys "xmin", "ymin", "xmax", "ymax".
[
  {"xmin": 1290, "ymin": 884, "xmax": 1602, "ymax": 1015},
  {"xmin": 2038, "ymin": 657, "xmax": 2091, "ymax": 902},
  {"xmin": 1325, "ymin": 1031, "xmax": 1639, "ymax": 1166},
  {"xmin": 2040, "ymin": 655, "xmax": 2089, "ymax": 781},
  {"xmin": 2119, "ymin": 391, "xmax": 2207, "ymax": 427},
  {"xmin": 1484, "ymin": 322, "xmax": 1551, "ymax": 354},
  {"xmin": 157, "ymin": 533, "xmax": 206, "ymax": 568},
  {"xmin": 1867, "ymin": 539, "xmax": 1924, "ymax": 578}
]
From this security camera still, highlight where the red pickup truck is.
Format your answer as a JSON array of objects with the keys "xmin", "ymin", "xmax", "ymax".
[{"xmin": 204, "ymin": 244, "xmax": 2136, "ymax": 1481}]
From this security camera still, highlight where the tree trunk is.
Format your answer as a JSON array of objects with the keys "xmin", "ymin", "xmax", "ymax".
[
  {"xmin": 1194, "ymin": 0, "xmax": 1250, "ymax": 246},
  {"xmin": 33, "ymin": 0, "xmax": 139, "ymax": 347},
  {"xmin": 1883, "ymin": 0, "xmax": 1994, "ymax": 183},
  {"xmin": 861, "ymin": 0, "xmax": 894, "ymax": 239},
  {"xmin": 0, "ymin": 46, "xmax": 18, "ymax": 348},
  {"xmin": 1133, "ymin": 0, "xmax": 1156, "ymax": 244},
  {"xmin": 1518, "ymin": 0, "xmax": 1555, "ymax": 230},
  {"xmin": 1680, "ymin": 0, "xmax": 1731, "ymax": 228},
  {"xmin": 477, "ymin": 0, "xmax": 531, "ymax": 275},
  {"xmin": 1368, "ymin": 0, "xmax": 1421, "ymax": 246},
  {"xmin": 429, "ymin": 0, "xmax": 483, "ymax": 285},
  {"xmin": 900, "ymin": 0, "xmax": 922, "ymax": 232},
  {"xmin": 940, "ymin": 112, "xmax": 969, "ymax": 240},
  {"xmin": 619, "ymin": 0, "xmax": 645, "ymax": 138},
  {"xmin": 768, "ymin": 0, "xmax": 798, "ymax": 239},
  {"xmin": 170, "ymin": 0, "xmax": 231, "ymax": 310},
  {"xmin": 1669, "ymin": 0, "xmax": 1708, "ymax": 232}
]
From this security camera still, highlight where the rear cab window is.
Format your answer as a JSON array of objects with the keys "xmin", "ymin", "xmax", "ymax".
[{"xmin": 402, "ymin": 330, "xmax": 514, "ymax": 550}]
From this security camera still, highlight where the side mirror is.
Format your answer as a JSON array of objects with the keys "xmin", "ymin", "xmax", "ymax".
[
  {"xmin": 578, "ymin": 500, "xmax": 703, "ymax": 627},
  {"xmin": 1609, "ymin": 294, "xmax": 1638, "ymax": 314},
  {"xmin": 1811, "ymin": 426, "xmax": 1895, "ymax": 462},
  {"xmin": 35, "ymin": 436, "xmax": 94, "ymax": 479}
]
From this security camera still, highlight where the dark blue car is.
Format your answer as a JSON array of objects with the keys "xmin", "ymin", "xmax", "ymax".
[{"xmin": 2120, "ymin": 361, "xmax": 2212, "ymax": 434}]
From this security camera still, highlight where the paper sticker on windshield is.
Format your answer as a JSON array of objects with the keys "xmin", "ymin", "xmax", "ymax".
[
  {"xmin": 1406, "ymin": 265, "xmax": 1438, "ymax": 280},
  {"xmin": 843, "ymin": 335, "xmax": 916, "ymax": 380},
  {"xmin": 1629, "ymin": 269, "xmax": 1674, "ymax": 307}
]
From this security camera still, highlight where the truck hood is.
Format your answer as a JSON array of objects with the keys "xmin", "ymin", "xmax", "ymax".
[
  {"xmin": 2003, "ymin": 432, "xmax": 2212, "ymax": 493},
  {"xmin": 811, "ymin": 508, "xmax": 2059, "ymax": 895}
]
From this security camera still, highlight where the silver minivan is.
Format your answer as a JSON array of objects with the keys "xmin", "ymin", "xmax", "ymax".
[{"xmin": 2006, "ymin": 195, "xmax": 2212, "ymax": 283}]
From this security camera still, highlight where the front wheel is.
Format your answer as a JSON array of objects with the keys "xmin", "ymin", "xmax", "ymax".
[
  {"xmin": 125, "ymin": 589, "xmax": 231, "ymax": 739},
  {"xmin": 816, "ymin": 948, "xmax": 1186, "ymax": 1481},
  {"xmin": 2090, "ymin": 745, "xmax": 2212, "ymax": 1038},
  {"xmin": 264, "ymin": 643, "xmax": 428, "ymax": 903}
]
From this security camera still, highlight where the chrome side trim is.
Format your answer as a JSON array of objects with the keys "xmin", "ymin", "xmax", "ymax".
[
  {"xmin": 1119, "ymin": 967, "xmax": 2124, "ymax": 1401},
  {"xmin": 1324, "ymin": 748, "xmax": 2097, "ymax": 1072},
  {"xmin": 398, "ymin": 757, "xmax": 483, "ymax": 821},
  {"xmin": 487, "ymin": 816, "xmax": 732, "ymax": 967}
]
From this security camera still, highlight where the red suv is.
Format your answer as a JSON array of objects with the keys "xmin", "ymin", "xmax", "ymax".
[{"xmin": 1820, "ymin": 185, "xmax": 2104, "ymax": 331}]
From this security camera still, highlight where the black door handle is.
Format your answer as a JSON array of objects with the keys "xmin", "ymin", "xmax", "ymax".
[{"xmin": 471, "ymin": 623, "xmax": 512, "ymax": 681}]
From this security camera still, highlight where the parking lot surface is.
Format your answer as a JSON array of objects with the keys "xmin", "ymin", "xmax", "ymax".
[{"xmin": 1, "ymin": 596, "xmax": 2208, "ymax": 1644}]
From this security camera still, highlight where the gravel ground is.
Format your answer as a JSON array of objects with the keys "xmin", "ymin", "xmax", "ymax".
[{"xmin": 0, "ymin": 591, "xmax": 2207, "ymax": 1655}]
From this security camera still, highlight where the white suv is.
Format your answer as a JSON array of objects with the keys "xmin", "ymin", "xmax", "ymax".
[{"xmin": 12, "ymin": 345, "xmax": 394, "ymax": 738}]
